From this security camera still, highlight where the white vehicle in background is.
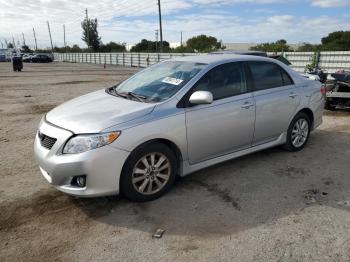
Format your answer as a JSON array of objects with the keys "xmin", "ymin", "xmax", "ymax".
[{"xmin": 301, "ymin": 73, "xmax": 321, "ymax": 81}]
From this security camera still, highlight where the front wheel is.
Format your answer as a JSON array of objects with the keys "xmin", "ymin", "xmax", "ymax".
[
  {"xmin": 120, "ymin": 143, "xmax": 177, "ymax": 202},
  {"xmin": 283, "ymin": 112, "xmax": 311, "ymax": 152}
]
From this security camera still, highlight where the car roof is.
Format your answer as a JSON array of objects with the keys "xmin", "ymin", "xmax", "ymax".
[
  {"xmin": 210, "ymin": 50, "xmax": 268, "ymax": 57},
  {"xmin": 172, "ymin": 54, "xmax": 275, "ymax": 64}
]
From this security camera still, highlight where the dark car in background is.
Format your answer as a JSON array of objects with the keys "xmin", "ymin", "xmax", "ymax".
[{"xmin": 31, "ymin": 54, "xmax": 53, "ymax": 63}]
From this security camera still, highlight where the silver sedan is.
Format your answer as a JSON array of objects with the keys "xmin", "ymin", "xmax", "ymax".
[{"xmin": 34, "ymin": 54, "xmax": 324, "ymax": 201}]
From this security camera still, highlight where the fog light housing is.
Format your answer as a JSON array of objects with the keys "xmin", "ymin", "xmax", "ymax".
[{"xmin": 72, "ymin": 175, "xmax": 86, "ymax": 187}]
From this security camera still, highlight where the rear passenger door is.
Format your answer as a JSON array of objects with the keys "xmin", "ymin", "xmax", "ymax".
[{"xmin": 248, "ymin": 61, "xmax": 300, "ymax": 145}]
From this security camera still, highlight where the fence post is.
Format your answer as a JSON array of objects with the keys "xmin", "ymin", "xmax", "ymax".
[
  {"xmin": 138, "ymin": 53, "xmax": 141, "ymax": 67},
  {"xmin": 158, "ymin": 53, "xmax": 160, "ymax": 62},
  {"xmin": 99, "ymin": 53, "xmax": 101, "ymax": 64},
  {"xmin": 131, "ymin": 53, "xmax": 133, "ymax": 67},
  {"xmin": 147, "ymin": 54, "xmax": 150, "ymax": 67},
  {"xmin": 123, "ymin": 53, "xmax": 125, "ymax": 66},
  {"xmin": 110, "ymin": 53, "xmax": 112, "ymax": 65},
  {"xmin": 315, "ymin": 51, "xmax": 320, "ymax": 70}
]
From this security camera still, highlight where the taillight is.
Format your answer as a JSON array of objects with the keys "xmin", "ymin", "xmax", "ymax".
[{"xmin": 320, "ymin": 85, "xmax": 326, "ymax": 95}]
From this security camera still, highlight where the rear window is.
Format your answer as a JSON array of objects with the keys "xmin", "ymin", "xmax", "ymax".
[{"xmin": 249, "ymin": 61, "xmax": 293, "ymax": 91}]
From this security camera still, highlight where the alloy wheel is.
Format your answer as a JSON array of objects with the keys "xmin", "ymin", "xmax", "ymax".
[
  {"xmin": 131, "ymin": 153, "xmax": 171, "ymax": 195},
  {"xmin": 291, "ymin": 118, "xmax": 309, "ymax": 148}
]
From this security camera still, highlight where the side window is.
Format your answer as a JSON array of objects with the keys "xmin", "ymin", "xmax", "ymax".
[
  {"xmin": 192, "ymin": 62, "xmax": 247, "ymax": 100},
  {"xmin": 249, "ymin": 61, "xmax": 284, "ymax": 91},
  {"xmin": 281, "ymin": 69, "xmax": 294, "ymax": 85}
]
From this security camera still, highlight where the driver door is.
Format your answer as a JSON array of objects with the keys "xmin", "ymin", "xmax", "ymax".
[{"xmin": 184, "ymin": 62, "xmax": 255, "ymax": 164}]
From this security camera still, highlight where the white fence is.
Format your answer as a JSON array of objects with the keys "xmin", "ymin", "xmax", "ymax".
[
  {"xmin": 54, "ymin": 51, "xmax": 350, "ymax": 73},
  {"xmin": 53, "ymin": 52, "xmax": 201, "ymax": 68}
]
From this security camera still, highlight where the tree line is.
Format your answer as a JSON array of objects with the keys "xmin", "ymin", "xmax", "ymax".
[
  {"xmin": 8, "ymin": 15, "xmax": 350, "ymax": 53},
  {"xmin": 250, "ymin": 31, "xmax": 350, "ymax": 52}
]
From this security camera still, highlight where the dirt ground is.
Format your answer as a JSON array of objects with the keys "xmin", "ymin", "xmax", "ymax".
[{"xmin": 0, "ymin": 62, "xmax": 349, "ymax": 262}]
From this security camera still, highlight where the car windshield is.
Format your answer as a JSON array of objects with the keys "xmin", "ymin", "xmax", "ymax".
[{"xmin": 112, "ymin": 61, "xmax": 207, "ymax": 102}]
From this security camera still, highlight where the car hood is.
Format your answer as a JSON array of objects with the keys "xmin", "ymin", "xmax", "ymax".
[{"xmin": 46, "ymin": 89, "xmax": 155, "ymax": 133}]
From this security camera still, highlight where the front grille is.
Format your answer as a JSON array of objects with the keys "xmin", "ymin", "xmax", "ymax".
[{"xmin": 38, "ymin": 132, "xmax": 57, "ymax": 150}]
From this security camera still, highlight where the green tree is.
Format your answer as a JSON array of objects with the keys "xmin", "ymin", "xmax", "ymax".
[
  {"xmin": 250, "ymin": 39, "xmax": 291, "ymax": 52},
  {"xmin": 297, "ymin": 42, "xmax": 320, "ymax": 52},
  {"xmin": 99, "ymin": 42, "xmax": 126, "ymax": 52},
  {"xmin": 171, "ymin": 45, "xmax": 195, "ymax": 53},
  {"xmin": 21, "ymin": 45, "xmax": 33, "ymax": 53},
  {"xmin": 81, "ymin": 18, "xmax": 101, "ymax": 51},
  {"xmin": 71, "ymin": 44, "xmax": 82, "ymax": 52},
  {"xmin": 321, "ymin": 31, "xmax": 350, "ymax": 51},
  {"xmin": 186, "ymin": 35, "xmax": 223, "ymax": 52},
  {"xmin": 130, "ymin": 39, "xmax": 170, "ymax": 52}
]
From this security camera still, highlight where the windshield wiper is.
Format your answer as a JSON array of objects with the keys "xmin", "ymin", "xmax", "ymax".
[
  {"xmin": 117, "ymin": 91, "xmax": 151, "ymax": 102},
  {"xmin": 107, "ymin": 87, "xmax": 152, "ymax": 103},
  {"xmin": 125, "ymin": 92, "xmax": 146, "ymax": 102}
]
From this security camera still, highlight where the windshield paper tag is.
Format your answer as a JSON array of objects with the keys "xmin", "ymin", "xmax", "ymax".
[{"xmin": 162, "ymin": 77, "xmax": 183, "ymax": 86}]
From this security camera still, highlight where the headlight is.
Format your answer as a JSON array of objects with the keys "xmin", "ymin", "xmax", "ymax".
[{"xmin": 63, "ymin": 131, "xmax": 120, "ymax": 154}]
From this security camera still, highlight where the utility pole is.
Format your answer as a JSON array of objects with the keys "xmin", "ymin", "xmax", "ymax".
[
  {"xmin": 22, "ymin": 33, "xmax": 26, "ymax": 46},
  {"xmin": 180, "ymin": 31, "xmax": 183, "ymax": 47},
  {"xmin": 155, "ymin": 30, "xmax": 158, "ymax": 52},
  {"xmin": 33, "ymin": 28, "xmax": 38, "ymax": 51},
  {"xmin": 85, "ymin": 8, "xmax": 90, "ymax": 49},
  {"xmin": 63, "ymin": 24, "xmax": 67, "ymax": 52},
  {"xmin": 157, "ymin": 0, "xmax": 163, "ymax": 52},
  {"xmin": 47, "ymin": 21, "xmax": 54, "ymax": 51},
  {"xmin": 12, "ymin": 36, "xmax": 15, "ymax": 48}
]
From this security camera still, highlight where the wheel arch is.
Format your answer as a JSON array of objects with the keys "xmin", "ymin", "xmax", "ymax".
[
  {"xmin": 297, "ymin": 108, "xmax": 314, "ymax": 129},
  {"xmin": 121, "ymin": 138, "xmax": 184, "ymax": 178}
]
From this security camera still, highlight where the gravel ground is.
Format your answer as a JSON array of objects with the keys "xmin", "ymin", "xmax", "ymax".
[{"xmin": 0, "ymin": 62, "xmax": 349, "ymax": 262}]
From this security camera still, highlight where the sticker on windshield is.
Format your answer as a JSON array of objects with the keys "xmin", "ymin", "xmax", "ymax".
[{"xmin": 162, "ymin": 77, "xmax": 183, "ymax": 86}]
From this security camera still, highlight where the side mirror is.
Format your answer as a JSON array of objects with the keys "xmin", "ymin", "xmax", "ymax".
[{"xmin": 189, "ymin": 91, "xmax": 213, "ymax": 105}]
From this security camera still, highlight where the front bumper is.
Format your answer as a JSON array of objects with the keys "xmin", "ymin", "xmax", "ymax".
[{"xmin": 34, "ymin": 119, "xmax": 130, "ymax": 197}]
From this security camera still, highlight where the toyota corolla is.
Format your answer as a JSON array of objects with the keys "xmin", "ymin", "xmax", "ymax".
[{"xmin": 34, "ymin": 54, "xmax": 324, "ymax": 201}]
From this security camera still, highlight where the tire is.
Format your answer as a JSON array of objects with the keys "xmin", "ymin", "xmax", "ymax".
[
  {"xmin": 283, "ymin": 112, "xmax": 311, "ymax": 152},
  {"xmin": 120, "ymin": 142, "xmax": 177, "ymax": 202}
]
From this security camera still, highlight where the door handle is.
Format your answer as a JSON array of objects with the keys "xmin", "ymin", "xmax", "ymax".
[
  {"xmin": 289, "ymin": 92, "xmax": 298, "ymax": 98},
  {"xmin": 241, "ymin": 101, "xmax": 254, "ymax": 109}
]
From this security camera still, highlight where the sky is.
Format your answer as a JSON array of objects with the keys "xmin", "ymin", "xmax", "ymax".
[{"xmin": 0, "ymin": 0, "xmax": 350, "ymax": 49}]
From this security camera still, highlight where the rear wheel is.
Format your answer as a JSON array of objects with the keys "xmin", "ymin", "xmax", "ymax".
[
  {"xmin": 120, "ymin": 143, "xmax": 177, "ymax": 202},
  {"xmin": 284, "ymin": 112, "xmax": 311, "ymax": 152}
]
